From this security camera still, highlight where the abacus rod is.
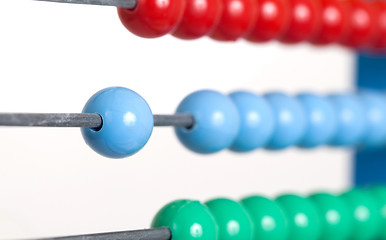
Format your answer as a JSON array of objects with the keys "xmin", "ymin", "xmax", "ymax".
[{"xmin": 31, "ymin": 0, "xmax": 137, "ymax": 8}]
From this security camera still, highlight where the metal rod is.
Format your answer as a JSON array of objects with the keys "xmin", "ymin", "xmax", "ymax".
[
  {"xmin": 34, "ymin": 227, "xmax": 171, "ymax": 240},
  {"xmin": 32, "ymin": 0, "xmax": 137, "ymax": 8}
]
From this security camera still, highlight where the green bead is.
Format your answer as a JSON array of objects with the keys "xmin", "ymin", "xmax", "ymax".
[
  {"xmin": 241, "ymin": 196, "xmax": 288, "ymax": 240},
  {"xmin": 368, "ymin": 186, "xmax": 386, "ymax": 239},
  {"xmin": 151, "ymin": 200, "xmax": 219, "ymax": 240},
  {"xmin": 309, "ymin": 193, "xmax": 352, "ymax": 240},
  {"xmin": 340, "ymin": 188, "xmax": 381, "ymax": 240},
  {"xmin": 205, "ymin": 198, "xmax": 253, "ymax": 240},
  {"xmin": 276, "ymin": 194, "xmax": 322, "ymax": 240}
]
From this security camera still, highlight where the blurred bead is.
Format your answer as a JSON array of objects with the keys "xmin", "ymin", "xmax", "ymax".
[
  {"xmin": 369, "ymin": 186, "xmax": 386, "ymax": 239},
  {"xmin": 264, "ymin": 93, "xmax": 306, "ymax": 149},
  {"xmin": 175, "ymin": 90, "xmax": 240, "ymax": 154},
  {"xmin": 328, "ymin": 94, "xmax": 366, "ymax": 146},
  {"xmin": 370, "ymin": 1, "xmax": 386, "ymax": 50},
  {"xmin": 297, "ymin": 93, "xmax": 337, "ymax": 148},
  {"xmin": 205, "ymin": 198, "xmax": 253, "ymax": 240},
  {"xmin": 117, "ymin": 0, "xmax": 185, "ymax": 38},
  {"xmin": 245, "ymin": 0, "xmax": 289, "ymax": 42},
  {"xmin": 210, "ymin": 0, "xmax": 257, "ymax": 41},
  {"xmin": 276, "ymin": 194, "xmax": 322, "ymax": 240},
  {"xmin": 241, "ymin": 196, "xmax": 289, "ymax": 240},
  {"xmin": 340, "ymin": 189, "xmax": 381, "ymax": 240},
  {"xmin": 172, "ymin": 0, "xmax": 223, "ymax": 39},
  {"xmin": 81, "ymin": 87, "xmax": 153, "ymax": 158},
  {"xmin": 152, "ymin": 200, "xmax": 218, "ymax": 240},
  {"xmin": 229, "ymin": 91, "xmax": 274, "ymax": 152},
  {"xmin": 309, "ymin": 193, "xmax": 352, "ymax": 240}
]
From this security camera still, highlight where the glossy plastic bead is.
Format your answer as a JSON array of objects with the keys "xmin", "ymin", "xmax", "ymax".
[
  {"xmin": 175, "ymin": 90, "xmax": 240, "ymax": 154},
  {"xmin": 276, "ymin": 194, "xmax": 322, "ymax": 240},
  {"xmin": 117, "ymin": 0, "xmax": 185, "ymax": 38},
  {"xmin": 81, "ymin": 87, "xmax": 153, "ymax": 158},
  {"xmin": 279, "ymin": 0, "xmax": 320, "ymax": 43},
  {"xmin": 245, "ymin": 0, "xmax": 289, "ymax": 42},
  {"xmin": 172, "ymin": 0, "xmax": 223, "ymax": 39},
  {"xmin": 369, "ymin": 186, "xmax": 386, "ymax": 239},
  {"xmin": 297, "ymin": 93, "xmax": 337, "ymax": 148},
  {"xmin": 152, "ymin": 200, "xmax": 218, "ymax": 240},
  {"xmin": 309, "ymin": 193, "xmax": 352, "ymax": 240},
  {"xmin": 229, "ymin": 91, "xmax": 274, "ymax": 152},
  {"xmin": 370, "ymin": 1, "xmax": 386, "ymax": 50},
  {"xmin": 340, "ymin": 189, "xmax": 381, "ymax": 240},
  {"xmin": 241, "ymin": 196, "xmax": 288, "ymax": 240},
  {"xmin": 328, "ymin": 94, "xmax": 366, "ymax": 146},
  {"xmin": 264, "ymin": 93, "xmax": 306, "ymax": 149},
  {"xmin": 210, "ymin": 0, "xmax": 257, "ymax": 41},
  {"xmin": 205, "ymin": 198, "xmax": 253, "ymax": 240}
]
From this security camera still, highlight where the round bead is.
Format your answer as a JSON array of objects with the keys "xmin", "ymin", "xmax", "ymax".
[
  {"xmin": 81, "ymin": 87, "xmax": 153, "ymax": 158},
  {"xmin": 297, "ymin": 93, "xmax": 337, "ymax": 148},
  {"xmin": 369, "ymin": 186, "xmax": 386, "ymax": 239},
  {"xmin": 117, "ymin": 0, "xmax": 185, "ymax": 38},
  {"xmin": 172, "ymin": 0, "xmax": 223, "ymax": 40},
  {"xmin": 309, "ymin": 193, "xmax": 352, "ymax": 240},
  {"xmin": 371, "ymin": 1, "xmax": 386, "ymax": 50},
  {"xmin": 152, "ymin": 200, "xmax": 218, "ymax": 240},
  {"xmin": 229, "ymin": 91, "xmax": 275, "ymax": 152},
  {"xmin": 205, "ymin": 198, "xmax": 253, "ymax": 240},
  {"xmin": 210, "ymin": 0, "xmax": 257, "ymax": 41},
  {"xmin": 340, "ymin": 188, "xmax": 381, "ymax": 240},
  {"xmin": 276, "ymin": 194, "xmax": 322, "ymax": 240},
  {"xmin": 359, "ymin": 91, "xmax": 386, "ymax": 148},
  {"xmin": 245, "ymin": 0, "xmax": 289, "ymax": 42},
  {"xmin": 264, "ymin": 93, "xmax": 306, "ymax": 149},
  {"xmin": 279, "ymin": 0, "xmax": 320, "ymax": 43},
  {"xmin": 175, "ymin": 90, "xmax": 240, "ymax": 154},
  {"xmin": 241, "ymin": 196, "xmax": 288, "ymax": 240},
  {"xmin": 328, "ymin": 94, "xmax": 366, "ymax": 146}
]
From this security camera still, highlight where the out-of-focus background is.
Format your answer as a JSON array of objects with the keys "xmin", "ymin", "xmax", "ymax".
[{"xmin": 0, "ymin": 1, "xmax": 355, "ymax": 238}]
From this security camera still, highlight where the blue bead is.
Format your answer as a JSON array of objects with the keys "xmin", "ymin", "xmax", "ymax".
[
  {"xmin": 175, "ymin": 90, "xmax": 240, "ymax": 154},
  {"xmin": 359, "ymin": 91, "xmax": 386, "ymax": 148},
  {"xmin": 264, "ymin": 92, "xmax": 306, "ymax": 150},
  {"xmin": 328, "ymin": 94, "xmax": 366, "ymax": 146},
  {"xmin": 229, "ymin": 91, "xmax": 274, "ymax": 152},
  {"xmin": 81, "ymin": 87, "xmax": 153, "ymax": 158},
  {"xmin": 297, "ymin": 93, "xmax": 337, "ymax": 148}
]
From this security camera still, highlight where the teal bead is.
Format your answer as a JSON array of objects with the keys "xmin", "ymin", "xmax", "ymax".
[
  {"xmin": 309, "ymin": 193, "xmax": 352, "ymax": 240},
  {"xmin": 368, "ymin": 186, "xmax": 386, "ymax": 239},
  {"xmin": 340, "ymin": 188, "xmax": 381, "ymax": 240},
  {"xmin": 241, "ymin": 196, "xmax": 288, "ymax": 240},
  {"xmin": 152, "ymin": 200, "xmax": 218, "ymax": 240},
  {"xmin": 205, "ymin": 198, "xmax": 253, "ymax": 240},
  {"xmin": 276, "ymin": 194, "xmax": 322, "ymax": 240}
]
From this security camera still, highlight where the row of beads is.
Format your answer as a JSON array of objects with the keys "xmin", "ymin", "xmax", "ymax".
[
  {"xmin": 152, "ymin": 186, "xmax": 386, "ymax": 240},
  {"xmin": 117, "ymin": 0, "xmax": 386, "ymax": 49}
]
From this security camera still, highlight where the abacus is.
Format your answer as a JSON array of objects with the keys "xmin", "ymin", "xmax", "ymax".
[{"xmin": 2, "ymin": 0, "xmax": 386, "ymax": 239}]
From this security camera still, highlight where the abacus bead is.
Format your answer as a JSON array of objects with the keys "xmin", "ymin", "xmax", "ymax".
[
  {"xmin": 328, "ymin": 94, "xmax": 366, "ymax": 146},
  {"xmin": 371, "ymin": 1, "xmax": 386, "ymax": 49},
  {"xmin": 175, "ymin": 90, "xmax": 240, "ymax": 154},
  {"xmin": 117, "ymin": 0, "xmax": 185, "ymax": 38},
  {"xmin": 205, "ymin": 198, "xmax": 253, "ymax": 240},
  {"xmin": 152, "ymin": 200, "xmax": 219, "ymax": 240},
  {"xmin": 369, "ymin": 186, "xmax": 386, "ymax": 239},
  {"xmin": 81, "ymin": 87, "xmax": 153, "ymax": 158},
  {"xmin": 209, "ymin": 0, "xmax": 257, "ymax": 41},
  {"xmin": 340, "ymin": 189, "xmax": 381, "ymax": 240},
  {"xmin": 276, "ymin": 194, "xmax": 322, "ymax": 240},
  {"xmin": 297, "ymin": 93, "xmax": 337, "ymax": 148},
  {"xmin": 241, "ymin": 196, "xmax": 289, "ymax": 240},
  {"xmin": 309, "ymin": 193, "xmax": 352, "ymax": 240},
  {"xmin": 245, "ymin": 0, "xmax": 289, "ymax": 42},
  {"xmin": 172, "ymin": 0, "xmax": 223, "ymax": 40},
  {"xmin": 264, "ymin": 93, "xmax": 306, "ymax": 149},
  {"xmin": 229, "ymin": 91, "xmax": 274, "ymax": 152}
]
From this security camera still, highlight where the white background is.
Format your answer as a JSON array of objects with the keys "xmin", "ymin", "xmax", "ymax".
[{"xmin": 0, "ymin": 1, "xmax": 355, "ymax": 238}]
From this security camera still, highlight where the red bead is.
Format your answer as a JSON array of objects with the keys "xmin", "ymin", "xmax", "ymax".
[
  {"xmin": 339, "ymin": 0, "xmax": 377, "ymax": 48},
  {"xmin": 370, "ymin": 1, "xmax": 386, "ymax": 50},
  {"xmin": 209, "ymin": 0, "xmax": 258, "ymax": 41},
  {"xmin": 311, "ymin": 0, "xmax": 349, "ymax": 45},
  {"xmin": 117, "ymin": 0, "xmax": 185, "ymax": 38},
  {"xmin": 245, "ymin": 0, "xmax": 289, "ymax": 42},
  {"xmin": 279, "ymin": 0, "xmax": 321, "ymax": 43},
  {"xmin": 172, "ymin": 0, "xmax": 223, "ymax": 39}
]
